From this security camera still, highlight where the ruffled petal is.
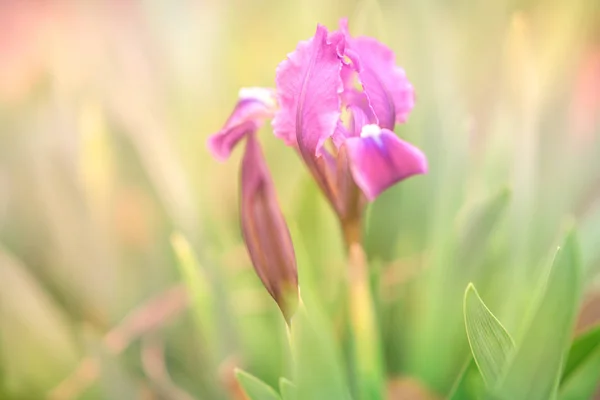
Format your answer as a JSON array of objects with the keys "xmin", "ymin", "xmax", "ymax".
[
  {"xmin": 240, "ymin": 133, "xmax": 298, "ymax": 321},
  {"xmin": 272, "ymin": 25, "xmax": 343, "ymax": 156},
  {"xmin": 345, "ymin": 124, "xmax": 427, "ymax": 201},
  {"xmin": 341, "ymin": 20, "xmax": 415, "ymax": 130},
  {"xmin": 207, "ymin": 87, "xmax": 277, "ymax": 161}
]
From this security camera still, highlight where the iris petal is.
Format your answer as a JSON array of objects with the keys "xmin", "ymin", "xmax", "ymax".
[
  {"xmin": 207, "ymin": 88, "xmax": 276, "ymax": 161},
  {"xmin": 273, "ymin": 25, "xmax": 342, "ymax": 156},
  {"xmin": 240, "ymin": 133, "xmax": 298, "ymax": 321},
  {"xmin": 340, "ymin": 19, "xmax": 415, "ymax": 129},
  {"xmin": 345, "ymin": 125, "xmax": 427, "ymax": 201}
]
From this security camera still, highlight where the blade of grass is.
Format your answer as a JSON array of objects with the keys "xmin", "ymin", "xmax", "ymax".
[
  {"xmin": 464, "ymin": 283, "xmax": 515, "ymax": 387},
  {"xmin": 291, "ymin": 302, "xmax": 351, "ymax": 400},
  {"xmin": 171, "ymin": 232, "xmax": 216, "ymax": 350},
  {"xmin": 235, "ymin": 369, "xmax": 281, "ymax": 400},
  {"xmin": 558, "ymin": 325, "xmax": 600, "ymax": 400},
  {"xmin": 561, "ymin": 324, "xmax": 600, "ymax": 383},
  {"xmin": 279, "ymin": 378, "xmax": 296, "ymax": 400},
  {"xmin": 447, "ymin": 358, "xmax": 486, "ymax": 400},
  {"xmin": 495, "ymin": 229, "xmax": 583, "ymax": 400}
]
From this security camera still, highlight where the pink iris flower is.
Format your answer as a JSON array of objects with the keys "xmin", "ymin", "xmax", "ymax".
[
  {"xmin": 210, "ymin": 19, "xmax": 427, "ymax": 216},
  {"xmin": 207, "ymin": 20, "xmax": 427, "ymax": 318},
  {"xmin": 273, "ymin": 19, "xmax": 427, "ymax": 208}
]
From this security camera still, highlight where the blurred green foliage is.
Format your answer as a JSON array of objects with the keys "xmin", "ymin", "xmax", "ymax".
[{"xmin": 0, "ymin": 0, "xmax": 599, "ymax": 399}]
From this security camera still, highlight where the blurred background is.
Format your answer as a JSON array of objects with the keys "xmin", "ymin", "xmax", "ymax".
[{"xmin": 0, "ymin": 0, "xmax": 599, "ymax": 399}]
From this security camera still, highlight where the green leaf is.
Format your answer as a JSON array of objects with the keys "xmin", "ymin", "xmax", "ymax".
[
  {"xmin": 171, "ymin": 233, "xmax": 216, "ymax": 348},
  {"xmin": 293, "ymin": 177, "xmax": 345, "ymax": 295},
  {"xmin": 464, "ymin": 283, "xmax": 515, "ymax": 387},
  {"xmin": 82, "ymin": 326, "xmax": 139, "ymax": 400},
  {"xmin": 561, "ymin": 324, "xmax": 600, "ymax": 383},
  {"xmin": 496, "ymin": 230, "xmax": 583, "ymax": 400},
  {"xmin": 235, "ymin": 369, "xmax": 281, "ymax": 400},
  {"xmin": 291, "ymin": 302, "xmax": 351, "ymax": 400},
  {"xmin": 579, "ymin": 200, "xmax": 600, "ymax": 278},
  {"xmin": 172, "ymin": 232, "xmax": 226, "ymax": 396},
  {"xmin": 559, "ymin": 325, "xmax": 600, "ymax": 400},
  {"xmin": 0, "ymin": 247, "xmax": 79, "ymax": 397},
  {"xmin": 447, "ymin": 358, "xmax": 486, "ymax": 400},
  {"xmin": 409, "ymin": 187, "xmax": 511, "ymax": 393},
  {"xmin": 457, "ymin": 187, "xmax": 511, "ymax": 267},
  {"xmin": 279, "ymin": 378, "xmax": 296, "ymax": 400}
]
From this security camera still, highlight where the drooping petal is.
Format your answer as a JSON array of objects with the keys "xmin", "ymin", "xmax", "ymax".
[
  {"xmin": 344, "ymin": 124, "xmax": 427, "ymax": 201},
  {"xmin": 240, "ymin": 133, "xmax": 298, "ymax": 321},
  {"xmin": 208, "ymin": 120, "xmax": 259, "ymax": 162},
  {"xmin": 340, "ymin": 20, "xmax": 415, "ymax": 130},
  {"xmin": 272, "ymin": 25, "xmax": 342, "ymax": 156},
  {"xmin": 207, "ymin": 87, "xmax": 277, "ymax": 161}
]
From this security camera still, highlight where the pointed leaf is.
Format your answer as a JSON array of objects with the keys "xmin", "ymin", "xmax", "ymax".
[
  {"xmin": 171, "ymin": 233, "xmax": 217, "ymax": 350},
  {"xmin": 235, "ymin": 369, "xmax": 281, "ymax": 400},
  {"xmin": 291, "ymin": 302, "xmax": 351, "ymax": 400},
  {"xmin": 447, "ymin": 359, "xmax": 486, "ymax": 400},
  {"xmin": 279, "ymin": 378, "xmax": 297, "ymax": 400},
  {"xmin": 559, "ymin": 325, "xmax": 600, "ymax": 400},
  {"xmin": 458, "ymin": 187, "xmax": 511, "ymax": 266},
  {"xmin": 464, "ymin": 283, "xmax": 515, "ymax": 387},
  {"xmin": 579, "ymin": 200, "xmax": 600, "ymax": 277},
  {"xmin": 496, "ymin": 230, "xmax": 583, "ymax": 400},
  {"xmin": 0, "ymin": 247, "xmax": 79, "ymax": 397},
  {"xmin": 82, "ymin": 327, "xmax": 140, "ymax": 400},
  {"xmin": 561, "ymin": 324, "xmax": 600, "ymax": 383}
]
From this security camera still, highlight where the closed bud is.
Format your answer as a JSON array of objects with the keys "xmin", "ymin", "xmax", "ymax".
[{"xmin": 240, "ymin": 133, "xmax": 298, "ymax": 322}]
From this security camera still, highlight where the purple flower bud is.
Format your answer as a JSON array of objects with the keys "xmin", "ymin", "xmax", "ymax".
[
  {"xmin": 240, "ymin": 133, "xmax": 298, "ymax": 321},
  {"xmin": 208, "ymin": 89, "xmax": 298, "ymax": 321}
]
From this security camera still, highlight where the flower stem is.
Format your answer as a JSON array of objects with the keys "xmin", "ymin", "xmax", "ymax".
[{"xmin": 342, "ymin": 218, "xmax": 385, "ymax": 400}]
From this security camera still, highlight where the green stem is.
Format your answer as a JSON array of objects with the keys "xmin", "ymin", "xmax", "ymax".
[{"xmin": 342, "ymin": 218, "xmax": 385, "ymax": 400}]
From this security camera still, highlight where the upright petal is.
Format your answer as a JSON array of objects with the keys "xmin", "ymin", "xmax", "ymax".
[
  {"xmin": 240, "ymin": 133, "xmax": 298, "ymax": 321},
  {"xmin": 331, "ymin": 99, "xmax": 372, "ymax": 147},
  {"xmin": 344, "ymin": 124, "xmax": 427, "ymax": 201},
  {"xmin": 208, "ymin": 87, "xmax": 277, "ymax": 161},
  {"xmin": 272, "ymin": 25, "xmax": 342, "ymax": 156},
  {"xmin": 348, "ymin": 100, "xmax": 374, "ymax": 136},
  {"xmin": 341, "ymin": 20, "xmax": 415, "ymax": 130},
  {"xmin": 332, "ymin": 119, "xmax": 350, "ymax": 148}
]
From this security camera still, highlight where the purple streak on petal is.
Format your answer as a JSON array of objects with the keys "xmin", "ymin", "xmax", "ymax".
[
  {"xmin": 273, "ymin": 25, "xmax": 342, "ymax": 156},
  {"xmin": 207, "ymin": 88, "xmax": 276, "ymax": 161},
  {"xmin": 345, "ymin": 125, "xmax": 427, "ymax": 201},
  {"xmin": 241, "ymin": 133, "xmax": 298, "ymax": 321},
  {"xmin": 341, "ymin": 20, "xmax": 415, "ymax": 129}
]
